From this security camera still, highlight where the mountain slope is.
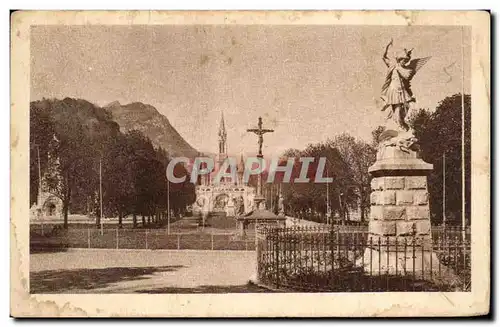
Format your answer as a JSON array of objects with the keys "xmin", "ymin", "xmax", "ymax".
[{"xmin": 106, "ymin": 101, "xmax": 198, "ymax": 158}]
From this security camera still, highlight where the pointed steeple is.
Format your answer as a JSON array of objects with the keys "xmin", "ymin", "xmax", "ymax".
[
  {"xmin": 237, "ymin": 153, "xmax": 246, "ymax": 186},
  {"xmin": 237, "ymin": 153, "xmax": 245, "ymax": 172},
  {"xmin": 218, "ymin": 111, "xmax": 227, "ymax": 155},
  {"xmin": 218, "ymin": 112, "xmax": 227, "ymax": 139}
]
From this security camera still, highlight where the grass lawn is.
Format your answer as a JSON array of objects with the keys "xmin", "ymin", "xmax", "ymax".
[{"xmin": 30, "ymin": 215, "xmax": 259, "ymax": 251}]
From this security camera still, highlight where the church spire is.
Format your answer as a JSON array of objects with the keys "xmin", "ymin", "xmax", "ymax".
[
  {"xmin": 217, "ymin": 111, "xmax": 229, "ymax": 183},
  {"xmin": 218, "ymin": 111, "xmax": 227, "ymax": 155}
]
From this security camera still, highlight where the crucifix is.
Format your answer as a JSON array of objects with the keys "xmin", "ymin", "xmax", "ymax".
[
  {"xmin": 247, "ymin": 117, "xmax": 274, "ymax": 157},
  {"xmin": 247, "ymin": 117, "xmax": 274, "ymax": 210}
]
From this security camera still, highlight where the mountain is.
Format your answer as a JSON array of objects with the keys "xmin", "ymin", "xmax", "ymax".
[{"xmin": 105, "ymin": 101, "xmax": 198, "ymax": 158}]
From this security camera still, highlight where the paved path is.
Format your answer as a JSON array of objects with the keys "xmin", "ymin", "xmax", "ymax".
[{"xmin": 30, "ymin": 249, "xmax": 263, "ymax": 293}]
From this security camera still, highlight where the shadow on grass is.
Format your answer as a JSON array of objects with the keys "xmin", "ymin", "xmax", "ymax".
[
  {"xmin": 135, "ymin": 282, "xmax": 276, "ymax": 293},
  {"xmin": 30, "ymin": 245, "xmax": 69, "ymax": 254},
  {"xmin": 30, "ymin": 265, "xmax": 184, "ymax": 293}
]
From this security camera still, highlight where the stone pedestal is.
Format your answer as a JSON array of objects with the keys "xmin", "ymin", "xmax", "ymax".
[
  {"xmin": 238, "ymin": 220, "xmax": 246, "ymax": 236},
  {"xmin": 358, "ymin": 143, "xmax": 457, "ymax": 282},
  {"xmin": 253, "ymin": 195, "xmax": 266, "ymax": 211},
  {"xmin": 226, "ymin": 197, "xmax": 235, "ymax": 216},
  {"xmin": 199, "ymin": 210, "xmax": 209, "ymax": 227},
  {"xmin": 278, "ymin": 194, "xmax": 285, "ymax": 217}
]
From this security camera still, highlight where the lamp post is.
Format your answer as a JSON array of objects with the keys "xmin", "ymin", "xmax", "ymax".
[
  {"xmin": 167, "ymin": 179, "xmax": 171, "ymax": 235},
  {"xmin": 339, "ymin": 192, "xmax": 345, "ymax": 224},
  {"xmin": 460, "ymin": 26, "xmax": 466, "ymax": 242},
  {"xmin": 442, "ymin": 152, "xmax": 446, "ymax": 229},
  {"xmin": 99, "ymin": 157, "xmax": 103, "ymax": 235},
  {"xmin": 326, "ymin": 166, "xmax": 331, "ymax": 225},
  {"xmin": 37, "ymin": 145, "xmax": 44, "ymax": 235}
]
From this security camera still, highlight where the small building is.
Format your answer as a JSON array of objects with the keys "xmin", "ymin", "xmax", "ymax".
[
  {"xmin": 236, "ymin": 208, "xmax": 286, "ymax": 235},
  {"xmin": 30, "ymin": 191, "xmax": 63, "ymax": 221},
  {"xmin": 30, "ymin": 135, "xmax": 64, "ymax": 221}
]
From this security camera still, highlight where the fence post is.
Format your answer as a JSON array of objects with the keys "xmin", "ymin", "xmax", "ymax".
[
  {"xmin": 256, "ymin": 228, "xmax": 260, "ymax": 281},
  {"xmin": 275, "ymin": 228, "xmax": 280, "ymax": 288},
  {"xmin": 145, "ymin": 229, "xmax": 148, "ymax": 249},
  {"xmin": 462, "ymin": 234, "xmax": 467, "ymax": 291},
  {"xmin": 386, "ymin": 236, "xmax": 390, "ymax": 290},
  {"xmin": 329, "ymin": 227, "xmax": 334, "ymax": 280},
  {"xmin": 254, "ymin": 226, "xmax": 258, "ymax": 251},
  {"xmin": 87, "ymin": 228, "xmax": 90, "ymax": 249},
  {"xmin": 412, "ymin": 237, "xmax": 416, "ymax": 291},
  {"xmin": 177, "ymin": 234, "xmax": 180, "ymax": 250},
  {"xmin": 116, "ymin": 228, "xmax": 119, "ymax": 249},
  {"xmin": 211, "ymin": 233, "xmax": 214, "ymax": 251}
]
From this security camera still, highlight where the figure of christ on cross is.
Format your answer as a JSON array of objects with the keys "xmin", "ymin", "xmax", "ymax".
[{"xmin": 246, "ymin": 117, "xmax": 274, "ymax": 157}]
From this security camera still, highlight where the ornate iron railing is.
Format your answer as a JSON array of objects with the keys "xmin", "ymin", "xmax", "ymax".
[{"xmin": 256, "ymin": 225, "xmax": 470, "ymax": 292}]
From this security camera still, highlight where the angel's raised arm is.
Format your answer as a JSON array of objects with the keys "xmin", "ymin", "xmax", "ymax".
[{"xmin": 382, "ymin": 39, "xmax": 393, "ymax": 67}]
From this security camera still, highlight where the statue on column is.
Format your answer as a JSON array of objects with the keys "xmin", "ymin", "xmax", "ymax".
[
  {"xmin": 226, "ymin": 196, "xmax": 235, "ymax": 216},
  {"xmin": 380, "ymin": 39, "xmax": 431, "ymax": 151},
  {"xmin": 278, "ymin": 192, "xmax": 285, "ymax": 217},
  {"xmin": 235, "ymin": 196, "xmax": 245, "ymax": 216}
]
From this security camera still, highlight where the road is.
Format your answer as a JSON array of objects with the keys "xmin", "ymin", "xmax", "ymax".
[{"xmin": 30, "ymin": 249, "xmax": 265, "ymax": 293}]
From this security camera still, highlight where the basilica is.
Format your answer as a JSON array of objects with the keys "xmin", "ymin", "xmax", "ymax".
[{"xmin": 191, "ymin": 114, "xmax": 256, "ymax": 218}]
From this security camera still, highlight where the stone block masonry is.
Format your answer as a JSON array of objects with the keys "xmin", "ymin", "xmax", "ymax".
[
  {"xmin": 406, "ymin": 206, "xmax": 430, "ymax": 220},
  {"xmin": 382, "ymin": 176, "xmax": 405, "ymax": 190},
  {"xmin": 396, "ymin": 190, "xmax": 413, "ymax": 205},
  {"xmin": 370, "ymin": 176, "xmax": 432, "ymax": 224},
  {"xmin": 358, "ymin": 147, "xmax": 441, "ymax": 278},
  {"xmin": 405, "ymin": 176, "xmax": 427, "ymax": 190},
  {"xmin": 382, "ymin": 190, "xmax": 396, "ymax": 205},
  {"xmin": 413, "ymin": 190, "xmax": 429, "ymax": 205}
]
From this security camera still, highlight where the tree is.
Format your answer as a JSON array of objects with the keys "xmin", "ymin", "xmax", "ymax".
[
  {"xmin": 30, "ymin": 98, "xmax": 196, "ymax": 228},
  {"xmin": 30, "ymin": 98, "xmax": 128, "ymax": 228},
  {"xmin": 411, "ymin": 94, "xmax": 471, "ymax": 225},
  {"xmin": 328, "ymin": 134, "xmax": 376, "ymax": 221},
  {"xmin": 279, "ymin": 135, "xmax": 376, "ymax": 223},
  {"xmin": 102, "ymin": 134, "xmax": 136, "ymax": 227},
  {"xmin": 30, "ymin": 103, "xmax": 55, "ymax": 205},
  {"xmin": 40, "ymin": 99, "xmax": 98, "ymax": 228}
]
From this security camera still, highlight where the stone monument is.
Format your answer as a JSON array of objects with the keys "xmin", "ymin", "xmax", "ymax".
[
  {"xmin": 359, "ymin": 41, "xmax": 455, "ymax": 282},
  {"xmin": 362, "ymin": 141, "xmax": 434, "ymax": 275},
  {"xmin": 226, "ymin": 196, "xmax": 235, "ymax": 216},
  {"xmin": 278, "ymin": 190, "xmax": 285, "ymax": 217},
  {"xmin": 247, "ymin": 116, "xmax": 274, "ymax": 211}
]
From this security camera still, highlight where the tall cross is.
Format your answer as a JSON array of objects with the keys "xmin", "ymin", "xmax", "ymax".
[{"xmin": 247, "ymin": 117, "xmax": 274, "ymax": 157}]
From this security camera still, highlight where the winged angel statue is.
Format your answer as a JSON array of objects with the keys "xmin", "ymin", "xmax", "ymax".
[{"xmin": 380, "ymin": 39, "xmax": 431, "ymax": 139}]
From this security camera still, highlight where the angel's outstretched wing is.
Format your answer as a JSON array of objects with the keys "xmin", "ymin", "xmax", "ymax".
[{"xmin": 407, "ymin": 57, "xmax": 431, "ymax": 79}]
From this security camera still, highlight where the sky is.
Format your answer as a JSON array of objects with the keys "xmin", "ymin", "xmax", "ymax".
[{"xmin": 31, "ymin": 25, "xmax": 471, "ymax": 156}]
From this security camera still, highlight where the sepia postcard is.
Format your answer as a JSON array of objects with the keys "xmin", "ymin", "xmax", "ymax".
[{"xmin": 10, "ymin": 10, "xmax": 490, "ymax": 317}]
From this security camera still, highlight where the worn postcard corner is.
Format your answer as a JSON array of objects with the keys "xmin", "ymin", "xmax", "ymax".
[{"xmin": 10, "ymin": 10, "xmax": 490, "ymax": 318}]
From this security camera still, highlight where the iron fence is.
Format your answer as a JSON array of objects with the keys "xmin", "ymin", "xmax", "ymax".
[{"xmin": 256, "ymin": 225, "xmax": 470, "ymax": 292}]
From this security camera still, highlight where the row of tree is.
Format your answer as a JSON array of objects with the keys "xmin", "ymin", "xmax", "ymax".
[
  {"xmin": 275, "ymin": 94, "xmax": 471, "ymax": 226},
  {"xmin": 273, "ymin": 133, "xmax": 375, "ymax": 222},
  {"xmin": 413, "ymin": 94, "xmax": 471, "ymax": 226},
  {"xmin": 30, "ymin": 98, "xmax": 196, "ymax": 228}
]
